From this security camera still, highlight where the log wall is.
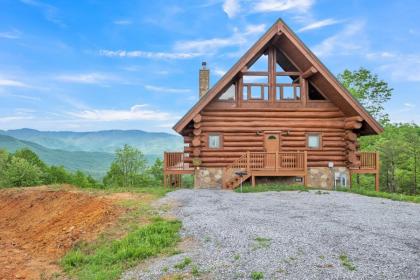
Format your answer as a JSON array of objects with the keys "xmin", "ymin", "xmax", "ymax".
[{"xmin": 182, "ymin": 105, "xmax": 363, "ymax": 168}]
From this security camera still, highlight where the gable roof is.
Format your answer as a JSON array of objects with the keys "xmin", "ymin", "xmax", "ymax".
[{"xmin": 173, "ymin": 19, "xmax": 383, "ymax": 135}]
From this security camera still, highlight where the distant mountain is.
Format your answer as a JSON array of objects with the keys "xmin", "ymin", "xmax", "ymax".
[
  {"xmin": 0, "ymin": 128, "xmax": 183, "ymax": 155},
  {"xmin": 0, "ymin": 135, "xmax": 117, "ymax": 178}
]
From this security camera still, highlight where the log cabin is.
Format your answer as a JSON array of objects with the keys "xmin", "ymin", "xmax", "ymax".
[{"xmin": 164, "ymin": 19, "xmax": 382, "ymax": 190}]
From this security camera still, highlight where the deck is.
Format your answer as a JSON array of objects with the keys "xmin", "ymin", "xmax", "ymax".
[
  {"xmin": 349, "ymin": 151, "xmax": 380, "ymax": 191},
  {"xmin": 223, "ymin": 151, "xmax": 307, "ymax": 188},
  {"xmin": 163, "ymin": 151, "xmax": 380, "ymax": 190},
  {"xmin": 163, "ymin": 152, "xmax": 194, "ymax": 187}
]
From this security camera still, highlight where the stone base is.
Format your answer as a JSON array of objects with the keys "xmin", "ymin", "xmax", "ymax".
[
  {"xmin": 307, "ymin": 167, "xmax": 349, "ymax": 189},
  {"xmin": 194, "ymin": 167, "xmax": 223, "ymax": 189}
]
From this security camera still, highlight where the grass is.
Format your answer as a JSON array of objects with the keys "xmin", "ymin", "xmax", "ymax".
[
  {"xmin": 338, "ymin": 187, "xmax": 420, "ymax": 204},
  {"xmin": 59, "ymin": 183, "xmax": 183, "ymax": 280},
  {"xmin": 339, "ymin": 254, "xmax": 356, "ymax": 271},
  {"xmin": 61, "ymin": 218, "xmax": 181, "ymax": 280},
  {"xmin": 234, "ymin": 182, "xmax": 420, "ymax": 204},
  {"xmin": 235, "ymin": 183, "xmax": 307, "ymax": 193},
  {"xmin": 251, "ymin": 271, "xmax": 264, "ymax": 279},
  {"xmin": 174, "ymin": 257, "xmax": 192, "ymax": 270},
  {"xmin": 253, "ymin": 237, "xmax": 271, "ymax": 250},
  {"xmin": 191, "ymin": 265, "xmax": 201, "ymax": 276}
]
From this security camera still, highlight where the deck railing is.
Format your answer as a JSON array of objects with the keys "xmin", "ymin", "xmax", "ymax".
[
  {"xmin": 223, "ymin": 151, "xmax": 307, "ymax": 186},
  {"xmin": 164, "ymin": 152, "xmax": 188, "ymax": 171},
  {"xmin": 359, "ymin": 152, "xmax": 378, "ymax": 170}
]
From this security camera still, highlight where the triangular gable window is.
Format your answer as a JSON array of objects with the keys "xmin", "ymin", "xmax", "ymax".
[
  {"xmin": 308, "ymin": 82, "xmax": 326, "ymax": 100},
  {"xmin": 218, "ymin": 84, "xmax": 235, "ymax": 101},
  {"xmin": 248, "ymin": 54, "xmax": 268, "ymax": 71}
]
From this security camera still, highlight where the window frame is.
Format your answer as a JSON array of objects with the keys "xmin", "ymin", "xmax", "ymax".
[
  {"xmin": 306, "ymin": 133, "xmax": 322, "ymax": 150},
  {"xmin": 207, "ymin": 133, "xmax": 223, "ymax": 149}
]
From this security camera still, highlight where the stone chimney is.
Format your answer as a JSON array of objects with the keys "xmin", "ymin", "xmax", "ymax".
[{"xmin": 199, "ymin": 61, "xmax": 209, "ymax": 98}]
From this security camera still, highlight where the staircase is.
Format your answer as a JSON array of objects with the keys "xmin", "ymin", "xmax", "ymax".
[{"xmin": 223, "ymin": 152, "xmax": 251, "ymax": 189}]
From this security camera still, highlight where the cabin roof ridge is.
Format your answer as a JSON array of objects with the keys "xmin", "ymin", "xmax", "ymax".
[{"xmin": 173, "ymin": 19, "xmax": 383, "ymax": 135}]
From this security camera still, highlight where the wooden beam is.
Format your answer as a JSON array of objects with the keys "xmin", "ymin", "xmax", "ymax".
[
  {"xmin": 276, "ymin": 71, "xmax": 301, "ymax": 76},
  {"xmin": 301, "ymin": 66, "xmax": 318, "ymax": 79},
  {"xmin": 242, "ymin": 71, "xmax": 268, "ymax": 76}
]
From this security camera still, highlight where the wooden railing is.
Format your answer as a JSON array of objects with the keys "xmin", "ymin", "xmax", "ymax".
[
  {"xmin": 359, "ymin": 152, "xmax": 378, "ymax": 170},
  {"xmin": 249, "ymin": 152, "xmax": 306, "ymax": 170},
  {"xmin": 223, "ymin": 151, "xmax": 307, "ymax": 186},
  {"xmin": 164, "ymin": 152, "xmax": 187, "ymax": 171}
]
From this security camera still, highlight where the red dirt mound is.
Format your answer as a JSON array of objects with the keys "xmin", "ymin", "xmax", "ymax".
[{"xmin": 0, "ymin": 186, "xmax": 124, "ymax": 280}]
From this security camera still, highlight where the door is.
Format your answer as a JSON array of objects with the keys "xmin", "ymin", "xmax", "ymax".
[{"xmin": 264, "ymin": 133, "xmax": 280, "ymax": 169}]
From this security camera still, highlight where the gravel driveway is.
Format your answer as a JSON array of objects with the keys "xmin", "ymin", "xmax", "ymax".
[{"xmin": 123, "ymin": 189, "xmax": 420, "ymax": 280}]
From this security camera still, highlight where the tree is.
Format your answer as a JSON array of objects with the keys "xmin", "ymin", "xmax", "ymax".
[
  {"xmin": 147, "ymin": 158, "xmax": 164, "ymax": 184},
  {"xmin": 4, "ymin": 157, "xmax": 42, "ymax": 187},
  {"xmin": 13, "ymin": 148, "xmax": 46, "ymax": 170},
  {"xmin": 0, "ymin": 149, "xmax": 9, "ymax": 187},
  {"xmin": 400, "ymin": 123, "xmax": 420, "ymax": 194},
  {"xmin": 338, "ymin": 67, "xmax": 393, "ymax": 124},
  {"xmin": 45, "ymin": 165, "xmax": 70, "ymax": 184},
  {"xmin": 103, "ymin": 145, "xmax": 147, "ymax": 187}
]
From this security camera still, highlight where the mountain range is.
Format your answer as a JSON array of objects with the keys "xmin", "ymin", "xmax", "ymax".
[{"xmin": 0, "ymin": 129, "xmax": 183, "ymax": 178}]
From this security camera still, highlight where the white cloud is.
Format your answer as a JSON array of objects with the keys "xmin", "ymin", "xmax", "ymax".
[
  {"xmin": 174, "ymin": 24, "xmax": 266, "ymax": 54},
  {"xmin": 0, "ymin": 78, "xmax": 30, "ymax": 87},
  {"xmin": 377, "ymin": 54, "xmax": 420, "ymax": 82},
  {"xmin": 222, "ymin": 0, "xmax": 314, "ymax": 16},
  {"xmin": 113, "ymin": 19, "xmax": 132, "ymax": 25},
  {"xmin": 0, "ymin": 115, "xmax": 34, "ymax": 122},
  {"xmin": 99, "ymin": 49, "xmax": 200, "ymax": 59},
  {"xmin": 404, "ymin": 103, "xmax": 415, "ymax": 109},
  {"xmin": 223, "ymin": 0, "xmax": 240, "ymax": 18},
  {"xmin": 214, "ymin": 68, "xmax": 227, "ymax": 77},
  {"xmin": 365, "ymin": 51, "xmax": 397, "ymax": 60},
  {"xmin": 55, "ymin": 72, "xmax": 119, "ymax": 84},
  {"xmin": 70, "ymin": 104, "xmax": 177, "ymax": 122},
  {"xmin": 253, "ymin": 0, "xmax": 314, "ymax": 13},
  {"xmin": 20, "ymin": 0, "xmax": 65, "ymax": 27},
  {"xmin": 145, "ymin": 85, "xmax": 191, "ymax": 93},
  {"xmin": 298, "ymin": 18, "xmax": 341, "ymax": 32},
  {"xmin": 312, "ymin": 21, "xmax": 367, "ymax": 57},
  {"xmin": 0, "ymin": 29, "xmax": 21, "ymax": 39},
  {"xmin": 0, "ymin": 91, "xmax": 40, "ymax": 101}
]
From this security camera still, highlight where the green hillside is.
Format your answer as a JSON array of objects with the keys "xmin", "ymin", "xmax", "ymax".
[
  {"xmin": 0, "ymin": 135, "xmax": 118, "ymax": 178},
  {"xmin": 0, "ymin": 129, "xmax": 183, "ymax": 154}
]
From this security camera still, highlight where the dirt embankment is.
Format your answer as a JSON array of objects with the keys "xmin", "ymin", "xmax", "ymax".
[{"xmin": 0, "ymin": 186, "xmax": 124, "ymax": 280}]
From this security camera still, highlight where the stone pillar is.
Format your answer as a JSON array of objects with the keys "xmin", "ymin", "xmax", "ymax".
[
  {"xmin": 194, "ymin": 167, "xmax": 223, "ymax": 189},
  {"xmin": 307, "ymin": 167, "xmax": 350, "ymax": 189}
]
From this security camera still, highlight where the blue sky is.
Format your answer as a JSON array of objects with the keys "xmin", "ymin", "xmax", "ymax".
[{"xmin": 0, "ymin": 0, "xmax": 419, "ymax": 133}]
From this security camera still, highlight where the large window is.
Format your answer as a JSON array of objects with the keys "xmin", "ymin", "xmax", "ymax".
[
  {"xmin": 307, "ymin": 133, "xmax": 321, "ymax": 149},
  {"xmin": 208, "ymin": 134, "xmax": 222, "ymax": 149}
]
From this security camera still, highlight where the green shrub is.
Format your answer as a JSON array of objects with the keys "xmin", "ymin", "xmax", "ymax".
[
  {"xmin": 61, "ymin": 218, "xmax": 181, "ymax": 280},
  {"xmin": 4, "ymin": 157, "xmax": 42, "ymax": 187},
  {"xmin": 338, "ymin": 187, "xmax": 420, "ymax": 203}
]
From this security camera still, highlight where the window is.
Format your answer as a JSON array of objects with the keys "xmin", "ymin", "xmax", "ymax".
[
  {"xmin": 308, "ymin": 82, "xmax": 326, "ymax": 100},
  {"xmin": 218, "ymin": 84, "xmax": 235, "ymax": 101},
  {"xmin": 307, "ymin": 134, "xmax": 321, "ymax": 149},
  {"xmin": 208, "ymin": 134, "xmax": 221, "ymax": 149}
]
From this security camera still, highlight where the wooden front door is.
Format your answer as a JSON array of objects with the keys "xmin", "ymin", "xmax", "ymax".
[{"xmin": 264, "ymin": 133, "xmax": 280, "ymax": 169}]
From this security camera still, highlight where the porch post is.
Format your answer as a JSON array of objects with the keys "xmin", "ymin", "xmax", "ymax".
[
  {"xmin": 304, "ymin": 151, "xmax": 308, "ymax": 187},
  {"xmin": 375, "ymin": 152, "xmax": 380, "ymax": 192},
  {"xmin": 247, "ymin": 151, "xmax": 251, "ymax": 173}
]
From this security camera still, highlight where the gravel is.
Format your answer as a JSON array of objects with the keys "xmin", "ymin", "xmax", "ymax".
[{"xmin": 122, "ymin": 189, "xmax": 420, "ymax": 280}]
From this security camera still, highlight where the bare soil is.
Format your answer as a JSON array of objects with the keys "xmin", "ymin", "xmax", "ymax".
[{"xmin": 0, "ymin": 186, "xmax": 126, "ymax": 280}]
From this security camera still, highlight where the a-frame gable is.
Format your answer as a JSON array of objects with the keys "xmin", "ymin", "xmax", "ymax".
[{"xmin": 173, "ymin": 19, "xmax": 383, "ymax": 135}]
